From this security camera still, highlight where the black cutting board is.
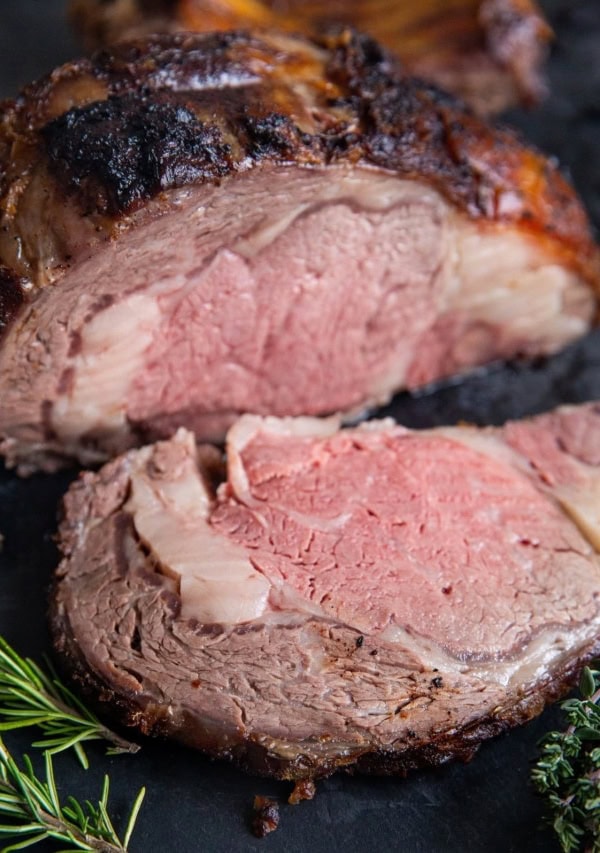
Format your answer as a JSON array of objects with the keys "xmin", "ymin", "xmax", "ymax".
[{"xmin": 1, "ymin": 2, "xmax": 599, "ymax": 850}]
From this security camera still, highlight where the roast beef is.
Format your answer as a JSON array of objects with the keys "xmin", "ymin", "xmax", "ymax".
[
  {"xmin": 69, "ymin": 0, "xmax": 551, "ymax": 115},
  {"xmin": 1, "ymin": 31, "xmax": 598, "ymax": 472},
  {"xmin": 51, "ymin": 403, "xmax": 600, "ymax": 780}
]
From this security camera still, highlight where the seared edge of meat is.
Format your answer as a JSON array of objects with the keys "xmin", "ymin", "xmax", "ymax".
[{"xmin": 0, "ymin": 28, "xmax": 597, "ymax": 331}]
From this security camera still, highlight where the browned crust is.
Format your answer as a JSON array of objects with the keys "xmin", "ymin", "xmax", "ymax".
[
  {"xmin": 0, "ymin": 28, "xmax": 597, "ymax": 335},
  {"xmin": 69, "ymin": 0, "xmax": 551, "ymax": 114},
  {"xmin": 42, "ymin": 93, "xmax": 234, "ymax": 214},
  {"xmin": 49, "ymin": 573, "xmax": 600, "ymax": 781}
]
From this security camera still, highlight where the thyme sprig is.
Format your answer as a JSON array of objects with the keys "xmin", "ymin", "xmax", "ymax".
[
  {"xmin": 532, "ymin": 665, "xmax": 600, "ymax": 852},
  {"xmin": 0, "ymin": 638, "xmax": 139, "ymax": 769},
  {"xmin": 0, "ymin": 737, "xmax": 145, "ymax": 852}
]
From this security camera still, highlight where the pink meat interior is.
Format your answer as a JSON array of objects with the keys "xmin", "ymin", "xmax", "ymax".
[
  {"xmin": 210, "ymin": 427, "xmax": 597, "ymax": 660},
  {"xmin": 126, "ymin": 187, "xmax": 443, "ymax": 437}
]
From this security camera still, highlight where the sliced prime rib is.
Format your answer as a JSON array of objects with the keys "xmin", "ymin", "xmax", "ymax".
[
  {"xmin": 1, "ymin": 31, "xmax": 599, "ymax": 471},
  {"xmin": 69, "ymin": 0, "xmax": 551, "ymax": 115},
  {"xmin": 52, "ymin": 403, "xmax": 600, "ymax": 780}
]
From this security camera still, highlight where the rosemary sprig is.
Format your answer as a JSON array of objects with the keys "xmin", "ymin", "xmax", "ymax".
[
  {"xmin": 532, "ymin": 665, "xmax": 600, "ymax": 852},
  {"xmin": 0, "ymin": 736, "xmax": 145, "ymax": 852},
  {"xmin": 0, "ymin": 638, "xmax": 139, "ymax": 769}
]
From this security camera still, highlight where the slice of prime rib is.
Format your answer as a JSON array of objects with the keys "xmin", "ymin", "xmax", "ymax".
[
  {"xmin": 52, "ymin": 402, "xmax": 600, "ymax": 780},
  {"xmin": 1, "ymin": 30, "xmax": 599, "ymax": 472},
  {"xmin": 69, "ymin": 0, "xmax": 551, "ymax": 115}
]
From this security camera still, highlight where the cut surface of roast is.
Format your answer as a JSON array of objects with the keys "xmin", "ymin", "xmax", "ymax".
[
  {"xmin": 1, "ymin": 31, "xmax": 598, "ymax": 471},
  {"xmin": 52, "ymin": 403, "xmax": 600, "ymax": 779},
  {"xmin": 69, "ymin": 0, "xmax": 551, "ymax": 115}
]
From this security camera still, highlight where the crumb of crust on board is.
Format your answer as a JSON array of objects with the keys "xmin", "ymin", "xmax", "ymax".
[{"xmin": 251, "ymin": 796, "xmax": 281, "ymax": 837}]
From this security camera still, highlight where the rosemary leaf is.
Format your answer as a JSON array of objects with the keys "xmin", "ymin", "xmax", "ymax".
[
  {"xmin": 0, "ymin": 737, "xmax": 145, "ymax": 852},
  {"xmin": 0, "ymin": 637, "xmax": 139, "ymax": 766},
  {"xmin": 122, "ymin": 788, "xmax": 146, "ymax": 850},
  {"xmin": 2, "ymin": 831, "xmax": 51, "ymax": 852}
]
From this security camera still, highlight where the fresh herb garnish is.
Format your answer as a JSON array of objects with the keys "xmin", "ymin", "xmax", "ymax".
[
  {"xmin": 0, "ymin": 637, "xmax": 139, "ymax": 769},
  {"xmin": 0, "ymin": 737, "xmax": 145, "ymax": 852},
  {"xmin": 532, "ymin": 664, "xmax": 600, "ymax": 852}
]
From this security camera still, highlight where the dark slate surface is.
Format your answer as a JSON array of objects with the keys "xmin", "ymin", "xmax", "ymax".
[{"xmin": 1, "ymin": 1, "xmax": 599, "ymax": 850}]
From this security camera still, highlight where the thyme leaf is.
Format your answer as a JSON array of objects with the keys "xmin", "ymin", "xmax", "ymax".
[{"xmin": 532, "ymin": 665, "xmax": 600, "ymax": 852}]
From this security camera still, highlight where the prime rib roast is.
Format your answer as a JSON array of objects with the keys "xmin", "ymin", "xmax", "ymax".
[
  {"xmin": 69, "ymin": 0, "xmax": 551, "ymax": 114},
  {"xmin": 1, "ymin": 30, "xmax": 598, "ymax": 472},
  {"xmin": 52, "ymin": 402, "xmax": 600, "ymax": 780}
]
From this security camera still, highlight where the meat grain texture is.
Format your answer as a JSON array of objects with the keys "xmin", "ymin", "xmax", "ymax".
[
  {"xmin": 69, "ymin": 0, "xmax": 552, "ymax": 115},
  {"xmin": 0, "ymin": 30, "xmax": 598, "ymax": 472},
  {"xmin": 52, "ymin": 403, "xmax": 600, "ymax": 779}
]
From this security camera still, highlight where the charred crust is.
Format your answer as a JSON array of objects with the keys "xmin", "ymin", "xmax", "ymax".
[
  {"xmin": 323, "ymin": 26, "xmax": 401, "ymax": 97},
  {"xmin": 241, "ymin": 113, "xmax": 317, "ymax": 161},
  {"xmin": 92, "ymin": 30, "xmax": 263, "ymax": 95},
  {"xmin": 43, "ymin": 94, "xmax": 232, "ymax": 215},
  {"xmin": 1, "ymin": 28, "xmax": 597, "ymax": 289}
]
